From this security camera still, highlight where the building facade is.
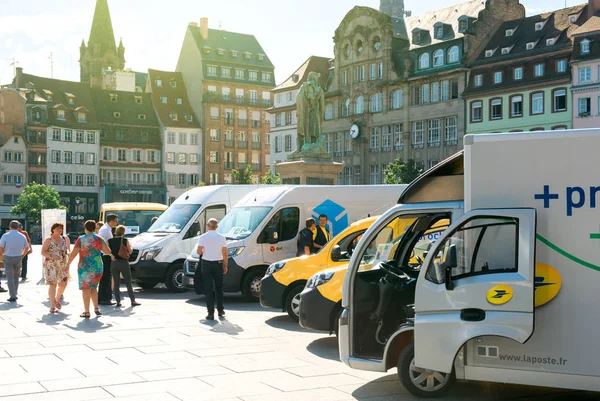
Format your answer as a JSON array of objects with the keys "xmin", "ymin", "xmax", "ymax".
[
  {"xmin": 147, "ymin": 69, "xmax": 202, "ymax": 203},
  {"xmin": 571, "ymin": 14, "xmax": 600, "ymax": 128},
  {"xmin": 176, "ymin": 18, "xmax": 274, "ymax": 184},
  {"xmin": 323, "ymin": 0, "xmax": 524, "ymax": 185},
  {"xmin": 79, "ymin": 0, "xmax": 125, "ymax": 86},
  {"xmin": 268, "ymin": 56, "xmax": 330, "ymax": 168},
  {"xmin": 463, "ymin": 6, "xmax": 587, "ymax": 134},
  {"xmin": 92, "ymin": 89, "xmax": 165, "ymax": 204}
]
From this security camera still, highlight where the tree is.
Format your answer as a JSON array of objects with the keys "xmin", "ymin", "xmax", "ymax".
[
  {"xmin": 10, "ymin": 183, "xmax": 66, "ymax": 223},
  {"xmin": 232, "ymin": 165, "xmax": 253, "ymax": 184},
  {"xmin": 383, "ymin": 159, "xmax": 422, "ymax": 185},
  {"xmin": 262, "ymin": 170, "xmax": 281, "ymax": 185},
  {"xmin": 186, "ymin": 181, "xmax": 206, "ymax": 191}
]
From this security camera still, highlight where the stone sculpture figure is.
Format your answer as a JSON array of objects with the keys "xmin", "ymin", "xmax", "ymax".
[{"xmin": 294, "ymin": 71, "xmax": 326, "ymax": 156}]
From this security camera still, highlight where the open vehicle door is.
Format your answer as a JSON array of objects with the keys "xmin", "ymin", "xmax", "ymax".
[{"xmin": 414, "ymin": 208, "xmax": 536, "ymax": 373}]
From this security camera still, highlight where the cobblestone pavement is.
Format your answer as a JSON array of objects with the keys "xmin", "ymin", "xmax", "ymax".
[{"xmin": 0, "ymin": 247, "xmax": 596, "ymax": 400}]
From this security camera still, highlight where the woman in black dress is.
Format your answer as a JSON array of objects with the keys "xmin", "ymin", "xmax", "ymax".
[{"xmin": 107, "ymin": 225, "xmax": 140, "ymax": 308}]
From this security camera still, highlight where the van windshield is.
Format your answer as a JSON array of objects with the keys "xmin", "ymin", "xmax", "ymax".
[
  {"xmin": 217, "ymin": 206, "xmax": 272, "ymax": 240},
  {"xmin": 148, "ymin": 204, "xmax": 201, "ymax": 233},
  {"xmin": 107, "ymin": 209, "xmax": 166, "ymax": 236}
]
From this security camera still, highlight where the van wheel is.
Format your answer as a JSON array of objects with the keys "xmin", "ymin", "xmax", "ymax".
[
  {"xmin": 241, "ymin": 270, "xmax": 265, "ymax": 302},
  {"xmin": 398, "ymin": 342, "xmax": 455, "ymax": 398},
  {"xmin": 285, "ymin": 285, "xmax": 304, "ymax": 321},
  {"xmin": 165, "ymin": 263, "xmax": 187, "ymax": 293},
  {"xmin": 138, "ymin": 281, "xmax": 158, "ymax": 290}
]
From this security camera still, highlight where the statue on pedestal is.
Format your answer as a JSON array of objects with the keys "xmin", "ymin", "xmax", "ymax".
[{"xmin": 292, "ymin": 71, "xmax": 327, "ymax": 158}]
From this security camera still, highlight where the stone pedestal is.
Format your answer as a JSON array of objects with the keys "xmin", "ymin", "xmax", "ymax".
[{"xmin": 275, "ymin": 158, "xmax": 344, "ymax": 185}]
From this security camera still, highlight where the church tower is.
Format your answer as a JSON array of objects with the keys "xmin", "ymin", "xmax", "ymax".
[
  {"xmin": 79, "ymin": 0, "xmax": 125, "ymax": 85},
  {"xmin": 380, "ymin": 0, "xmax": 405, "ymax": 18}
]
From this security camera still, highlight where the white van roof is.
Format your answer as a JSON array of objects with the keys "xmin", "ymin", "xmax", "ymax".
[{"xmin": 172, "ymin": 185, "xmax": 263, "ymax": 206}]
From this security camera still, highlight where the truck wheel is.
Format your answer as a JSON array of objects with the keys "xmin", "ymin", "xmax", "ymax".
[
  {"xmin": 241, "ymin": 270, "xmax": 265, "ymax": 302},
  {"xmin": 398, "ymin": 342, "xmax": 455, "ymax": 398},
  {"xmin": 285, "ymin": 285, "xmax": 304, "ymax": 321},
  {"xmin": 138, "ymin": 281, "xmax": 158, "ymax": 290},
  {"xmin": 165, "ymin": 263, "xmax": 187, "ymax": 293}
]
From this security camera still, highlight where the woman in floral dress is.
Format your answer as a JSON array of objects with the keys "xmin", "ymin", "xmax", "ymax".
[
  {"xmin": 67, "ymin": 220, "xmax": 115, "ymax": 318},
  {"xmin": 41, "ymin": 222, "xmax": 71, "ymax": 313}
]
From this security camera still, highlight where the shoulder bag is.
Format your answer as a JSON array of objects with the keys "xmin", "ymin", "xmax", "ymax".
[{"xmin": 118, "ymin": 238, "xmax": 131, "ymax": 260}]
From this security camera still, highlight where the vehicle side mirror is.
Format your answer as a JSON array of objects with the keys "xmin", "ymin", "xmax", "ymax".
[
  {"xmin": 331, "ymin": 245, "xmax": 341, "ymax": 262},
  {"xmin": 264, "ymin": 226, "xmax": 279, "ymax": 244},
  {"xmin": 444, "ymin": 244, "xmax": 457, "ymax": 291}
]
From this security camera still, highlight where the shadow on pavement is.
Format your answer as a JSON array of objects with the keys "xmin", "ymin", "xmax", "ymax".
[
  {"xmin": 63, "ymin": 318, "xmax": 113, "ymax": 333},
  {"xmin": 185, "ymin": 295, "xmax": 264, "ymax": 312},
  {"xmin": 0, "ymin": 302, "xmax": 23, "ymax": 310},
  {"xmin": 264, "ymin": 315, "xmax": 319, "ymax": 333},
  {"xmin": 306, "ymin": 336, "xmax": 340, "ymax": 361},
  {"xmin": 37, "ymin": 311, "xmax": 70, "ymax": 326}
]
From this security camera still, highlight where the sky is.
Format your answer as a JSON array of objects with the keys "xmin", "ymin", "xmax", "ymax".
[{"xmin": 0, "ymin": 0, "xmax": 579, "ymax": 86}]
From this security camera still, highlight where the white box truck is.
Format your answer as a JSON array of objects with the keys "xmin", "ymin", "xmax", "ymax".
[
  {"xmin": 339, "ymin": 130, "xmax": 600, "ymax": 397},
  {"xmin": 184, "ymin": 185, "xmax": 404, "ymax": 301},
  {"xmin": 128, "ymin": 185, "xmax": 257, "ymax": 292}
]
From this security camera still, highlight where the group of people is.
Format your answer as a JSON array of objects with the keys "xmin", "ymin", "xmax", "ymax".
[
  {"xmin": 0, "ymin": 215, "xmax": 139, "ymax": 318},
  {"xmin": 296, "ymin": 214, "xmax": 330, "ymax": 256}
]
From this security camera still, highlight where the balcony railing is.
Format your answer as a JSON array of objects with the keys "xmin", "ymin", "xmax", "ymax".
[
  {"xmin": 393, "ymin": 144, "xmax": 403, "ymax": 151},
  {"xmin": 238, "ymin": 140, "xmax": 248, "ymax": 148},
  {"xmin": 252, "ymin": 163, "xmax": 261, "ymax": 171},
  {"xmin": 249, "ymin": 99, "xmax": 258, "ymax": 106},
  {"xmin": 238, "ymin": 162, "xmax": 248, "ymax": 170},
  {"xmin": 202, "ymin": 92, "xmax": 271, "ymax": 108},
  {"xmin": 251, "ymin": 141, "xmax": 261, "ymax": 150},
  {"xmin": 224, "ymin": 140, "xmax": 234, "ymax": 148},
  {"xmin": 224, "ymin": 161, "xmax": 233, "ymax": 169},
  {"xmin": 251, "ymin": 120, "xmax": 261, "ymax": 128},
  {"xmin": 224, "ymin": 117, "xmax": 234, "ymax": 126},
  {"xmin": 238, "ymin": 119, "xmax": 248, "ymax": 127},
  {"xmin": 101, "ymin": 179, "xmax": 165, "ymax": 187},
  {"xmin": 262, "ymin": 99, "xmax": 272, "ymax": 107},
  {"xmin": 236, "ymin": 96, "xmax": 245, "ymax": 104}
]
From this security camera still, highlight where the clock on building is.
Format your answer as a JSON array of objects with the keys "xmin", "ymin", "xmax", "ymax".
[{"xmin": 350, "ymin": 124, "xmax": 360, "ymax": 139}]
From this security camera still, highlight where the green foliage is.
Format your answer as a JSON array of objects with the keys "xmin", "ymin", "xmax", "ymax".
[
  {"xmin": 383, "ymin": 159, "xmax": 422, "ymax": 185},
  {"xmin": 186, "ymin": 181, "xmax": 206, "ymax": 190},
  {"xmin": 262, "ymin": 170, "xmax": 281, "ymax": 185},
  {"xmin": 232, "ymin": 165, "xmax": 253, "ymax": 184},
  {"xmin": 10, "ymin": 183, "xmax": 66, "ymax": 222}
]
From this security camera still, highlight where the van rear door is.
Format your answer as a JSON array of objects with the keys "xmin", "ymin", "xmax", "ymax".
[{"xmin": 414, "ymin": 208, "xmax": 536, "ymax": 373}]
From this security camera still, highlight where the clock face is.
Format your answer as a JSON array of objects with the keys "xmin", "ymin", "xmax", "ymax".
[{"xmin": 350, "ymin": 124, "xmax": 360, "ymax": 139}]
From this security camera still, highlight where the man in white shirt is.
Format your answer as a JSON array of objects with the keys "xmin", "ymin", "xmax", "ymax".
[
  {"xmin": 98, "ymin": 214, "xmax": 118, "ymax": 305},
  {"xmin": 196, "ymin": 218, "xmax": 228, "ymax": 321},
  {"xmin": 0, "ymin": 221, "xmax": 30, "ymax": 302}
]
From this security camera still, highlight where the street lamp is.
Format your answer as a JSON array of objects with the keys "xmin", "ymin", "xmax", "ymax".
[{"xmin": 75, "ymin": 197, "xmax": 81, "ymax": 234}]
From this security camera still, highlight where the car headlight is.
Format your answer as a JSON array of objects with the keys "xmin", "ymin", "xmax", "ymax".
[
  {"xmin": 141, "ymin": 246, "xmax": 162, "ymax": 261},
  {"xmin": 306, "ymin": 271, "xmax": 334, "ymax": 288},
  {"xmin": 266, "ymin": 261, "xmax": 286, "ymax": 276},
  {"xmin": 228, "ymin": 246, "xmax": 245, "ymax": 257}
]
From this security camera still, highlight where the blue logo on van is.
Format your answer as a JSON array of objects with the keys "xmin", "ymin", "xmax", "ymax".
[{"xmin": 312, "ymin": 199, "xmax": 348, "ymax": 236}]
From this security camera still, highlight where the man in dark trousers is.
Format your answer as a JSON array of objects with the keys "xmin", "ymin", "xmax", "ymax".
[
  {"xmin": 196, "ymin": 218, "xmax": 228, "ymax": 321},
  {"xmin": 98, "ymin": 214, "xmax": 118, "ymax": 305},
  {"xmin": 313, "ymin": 214, "xmax": 330, "ymax": 251},
  {"xmin": 18, "ymin": 224, "xmax": 33, "ymax": 282},
  {"xmin": 297, "ymin": 218, "xmax": 316, "ymax": 256}
]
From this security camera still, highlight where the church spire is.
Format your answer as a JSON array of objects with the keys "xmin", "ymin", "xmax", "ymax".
[{"xmin": 88, "ymin": 0, "xmax": 117, "ymax": 56}]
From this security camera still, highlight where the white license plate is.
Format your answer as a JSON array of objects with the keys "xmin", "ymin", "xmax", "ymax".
[{"xmin": 188, "ymin": 277, "xmax": 194, "ymax": 285}]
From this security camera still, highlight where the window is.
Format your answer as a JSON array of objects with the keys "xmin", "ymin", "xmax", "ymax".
[
  {"xmin": 87, "ymin": 132, "xmax": 95, "ymax": 144},
  {"xmin": 354, "ymin": 66, "xmax": 359, "ymax": 82},
  {"xmin": 412, "ymin": 121, "xmax": 424, "ymax": 147},
  {"xmin": 435, "ymin": 26, "xmax": 444, "ymax": 39},
  {"xmin": 209, "ymin": 129, "xmax": 220, "ymax": 142},
  {"xmin": 445, "ymin": 117, "xmax": 458, "ymax": 143},
  {"xmin": 546, "ymin": 38, "xmax": 555, "ymax": 46},
  {"xmin": 369, "ymin": 93, "xmax": 382, "ymax": 113},
  {"xmin": 419, "ymin": 53, "xmax": 430, "ymax": 69},
  {"xmin": 382, "ymin": 127, "xmax": 391, "ymax": 151},
  {"xmin": 64, "ymin": 151, "xmax": 73, "ymax": 164},
  {"xmin": 431, "ymin": 82, "xmax": 439, "ymax": 103},
  {"xmin": 526, "ymin": 42, "xmax": 536, "ymax": 50},
  {"xmin": 190, "ymin": 153, "xmax": 199, "ymax": 165},
  {"xmin": 86, "ymin": 153, "xmax": 96, "ymax": 165},
  {"xmin": 169, "ymin": 112, "xmax": 178, "ymax": 121},
  {"xmin": 285, "ymin": 135, "xmax": 293, "ymax": 151},
  {"xmin": 369, "ymin": 128, "xmax": 380, "ymax": 151},
  {"xmin": 505, "ymin": 29, "xmax": 514, "ymax": 36},
  {"xmin": 210, "ymin": 107, "xmax": 219, "ymax": 120},
  {"xmin": 581, "ymin": 39, "xmax": 590, "ymax": 54},
  {"xmin": 86, "ymin": 175, "xmax": 94, "ymax": 186},
  {"xmin": 369, "ymin": 165, "xmax": 380, "ymax": 184},
  {"xmin": 448, "ymin": 46, "xmax": 459, "ymax": 63},
  {"xmin": 471, "ymin": 101, "xmax": 483, "ymax": 122},
  {"xmin": 75, "ymin": 174, "xmax": 83, "ymax": 186},
  {"xmin": 534, "ymin": 63, "xmax": 544, "ymax": 77},
  {"xmin": 135, "ymin": 97, "xmax": 143, "ymax": 104},
  {"xmin": 57, "ymin": 109, "xmax": 65, "ymax": 120},
  {"xmin": 210, "ymin": 151, "xmax": 220, "ymax": 163},
  {"xmin": 370, "ymin": 63, "xmax": 377, "ymax": 80},
  {"xmin": 77, "ymin": 112, "xmax": 87, "ymax": 122},
  {"xmin": 118, "ymin": 149, "xmax": 127, "ymax": 162},
  {"xmin": 474, "ymin": 74, "xmax": 483, "ymax": 87},
  {"xmin": 531, "ymin": 92, "xmax": 544, "ymax": 115},
  {"xmin": 235, "ymin": 69, "xmax": 245, "ymax": 80},
  {"xmin": 342, "ymin": 70, "xmax": 348, "ymax": 86},
  {"xmin": 490, "ymin": 98, "xmax": 502, "ymax": 119},
  {"xmin": 262, "ymin": 72, "xmax": 272, "ymax": 82},
  {"xmin": 378, "ymin": 62, "xmax": 383, "ymax": 79},
  {"xmin": 425, "ymin": 217, "xmax": 518, "ymax": 284},
  {"xmin": 422, "ymin": 84, "xmax": 430, "ymax": 104},
  {"xmin": 4, "ymin": 152, "xmax": 11, "ymax": 162},
  {"xmin": 325, "ymin": 103, "xmax": 334, "ymax": 120},
  {"xmin": 179, "ymin": 132, "xmax": 187, "ymax": 145},
  {"xmin": 190, "ymin": 133, "xmax": 198, "ymax": 146},
  {"xmin": 260, "ymin": 207, "xmax": 299, "ymax": 243},
  {"xmin": 14, "ymin": 152, "xmax": 22, "ymax": 163},
  {"xmin": 63, "ymin": 174, "xmax": 72, "ymax": 186},
  {"xmin": 275, "ymin": 135, "xmax": 282, "ymax": 152},
  {"xmin": 514, "ymin": 67, "xmax": 523, "ymax": 80},
  {"xmin": 578, "ymin": 97, "xmax": 591, "ymax": 115},
  {"xmin": 433, "ymin": 49, "xmax": 444, "ymax": 66},
  {"xmin": 167, "ymin": 132, "xmax": 176, "ymax": 144},
  {"xmin": 391, "ymin": 90, "xmax": 403, "ymax": 109},
  {"xmin": 557, "ymin": 59, "xmax": 567, "ymax": 73},
  {"xmin": 101, "ymin": 148, "xmax": 111, "ymax": 162},
  {"xmin": 167, "ymin": 152, "xmax": 175, "ymax": 164},
  {"xmin": 354, "ymin": 96, "xmax": 364, "ymax": 114},
  {"xmin": 579, "ymin": 67, "xmax": 591, "ymax": 83},
  {"xmin": 510, "ymin": 95, "xmax": 523, "ymax": 117},
  {"xmin": 178, "ymin": 153, "xmax": 187, "ymax": 164},
  {"xmin": 221, "ymin": 67, "xmax": 231, "ymax": 78},
  {"xmin": 52, "ymin": 150, "xmax": 61, "ymax": 163},
  {"xmin": 359, "ymin": 65, "xmax": 365, "ymax": 82},
  {"xmin": 428, "ymin": 119, "xmax": 441, "ymax": 146},
  {"xmin": 494, "ymin": 71, "xmax": 502, "ymax": 84},
  {"xmin": 459, "ymin": 19, "xmax": 468, "ymax": 33},
  {"xmin": 356, "ymin": 39, "xmax": 364, "ymax": 55},
  {"xmin": 51, "ymin": 173, "xmax": 60, "ymax": 185},
  {"xmin": 553, "ymin": 89, "xmax": 567, "ymax": 112},
  {"xmin": 485, "ymin": 49, "xmax": 495, "ymax": 57},
  {"xmin": 147, "ymin": 150, "xmax": 157, "ymax": 163},
  {"xmin": 342, "ymin": 98, "xmax": 350, "ymax": 117},
  {"xmin": 52, "ymin": 128, "xmax": 61, "ymax": 141},
  {"xmin": 207, "ymin": 66, "xmax": 217, "ymax": 76},
  {"xmin": 501, "ymin": 46, "xmax": 511, "ymax": 55},
  {"xmin": 156, "ymin": 79, "xmax": 163, "ymax": 87},
  {"xmin": 76, "ymin": 131, "xmax": 84, "ymax": 143}
]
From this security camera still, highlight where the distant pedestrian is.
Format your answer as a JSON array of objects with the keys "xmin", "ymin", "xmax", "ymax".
[
  {"xmin": 41, "ymin": 222, "xmax": 71, "ymax": 313},
  {"xmin": 97, "ymin": 214, "xmax": 118, "ymax": 305},
  {"xmin": 108, "ymin": 225, "xmax": 140, "ymax": 308},
  {"xmin": 0, "ymin": 221, "xmax": 29, "ymax": 302},
  {"xmin": 95, "ymin": 222, "xmax": 104, "ymax": 234},
  {"xmin": 18, "ymin": 224, "xmax": 33, "ymax": 282},
  {"xmin": 67, "ymin": 220, "xmax": 115, "ymax": 318},
  {"xmin": 297, "ymin": 218, "xmax": 316, "ymax": 256},
  {"xmin": 196, "ymin": 218, "xmax": 227, "ymax": 321},
  {"xmin": 313, "ymin": 214, "xmax": 330, "ymax": 251}
]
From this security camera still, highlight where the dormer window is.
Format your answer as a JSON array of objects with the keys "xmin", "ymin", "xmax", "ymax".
[
  {"xmin": 135, "ymin": 96, "xmax": 143, "ymax": 104},
  {"xmin": 485, "ymin": 49, "xmax": 496, "ymax": 58},
  {"xmin": 458, "ymin": 16, "xmax": 469, "ymax": 33},
  {"xmin": 170, "ymin": 80, "xmax": 177, "ymax": 88},
  {"xmin": 109, "ymin": 94, "xmax": 118, "ymax": 102},
  {"xmin": 113, "ymin": 112, "xmax": 121, "ymax": 118},
  {"xmin": 546, "ymin": 38, "xmax": 556, "ymax": 46},
  {"xmin": 185, "ymin": 114, "xmax": 193, "ymax": 122},
  {"xmin": 501, "ymin": 46, "xmax": 512, "ymax": 55},
  {"xmin": 231, "ymin": 50, "xmax": 239, "ymax": 57},
  {"xmin": 581, "ymin": 39, "xmax": 590, "ymax": 54},
  {"xmin": 160, "ymin": 96, "xmax": 167, "ymax": 104},
  {"xmin": 356, "ymin": 39, "xmax": 363, "ymax": 55},
  {"xmin": 44, "ymin": 90, "xmax": 53, "ymax": 102},
  {"xmin": 569, "ymin": 13, "xmax": 580, "ymax": 23},
  {"xmin": 535, "ymin": 20, "xmax": 547, "ymax": 31},
  {"xmin": 373, "ymin": 36, "xmax": 381, "ymax": 52},
  {"xmin": 244, "ymin": 52, "xmax": 252, "ymax": 59},
  {"xmin": 526, "ymin": 42, "xmax": 536, "ymax": 50},
  {"xmin": 57, "ymin": 109, "xmax": 65, "ymax": 120},
  {"xmin": 434, "ymin": 23, "xmax": 445, "ymax": 40},
  {"xmin": 138, "ymin": 114, "xmax": 146, "ymax": 120},
  {"xmin": 217, "ymin": 48, "xmax": 225, "ymax": 55},
  {"xmin": 505, "ymin": 29, "xmax": 514, "ymax": 36},
  {"xmin": 175, "ymin": 97, "xmax": 183, "ymax": 105},
  {"xmin": 202, "ymin": 46, "xmax": 211, "ymax": 53},
  {"xmin": 66, "ymin": 94, "xmax": 75, "ymax": 105},
  {"xmin": 258, "ymin": 53, "xmax": 265, "ymax": 61},
  {"xmin": 156, "ymin": 79, "xmax": 162, "ymax": 87},
  {"xmin": 77, "ymin": 112, "xmax": 87, "ymax": 122},
  {"xmin": 169, "ymin": 112, "xmax": 178, "ymax": 121}
]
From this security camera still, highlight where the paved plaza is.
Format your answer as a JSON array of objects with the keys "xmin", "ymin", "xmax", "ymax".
[{"xmin": 0, "ymin": 247, "xmax": 596, "ymax": 401}]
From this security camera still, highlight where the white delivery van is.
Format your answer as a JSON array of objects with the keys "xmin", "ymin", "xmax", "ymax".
[
  {"xmin": 339, "ymin": 129, "xmax": 600, "ymax": 397},
  {"xmin": 128, "ymin": 185, "xmax": 256, "ymax": 292},
  {"xmin": 184, "ymin": 185, "xmax": 405, "ymax": 301}
]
